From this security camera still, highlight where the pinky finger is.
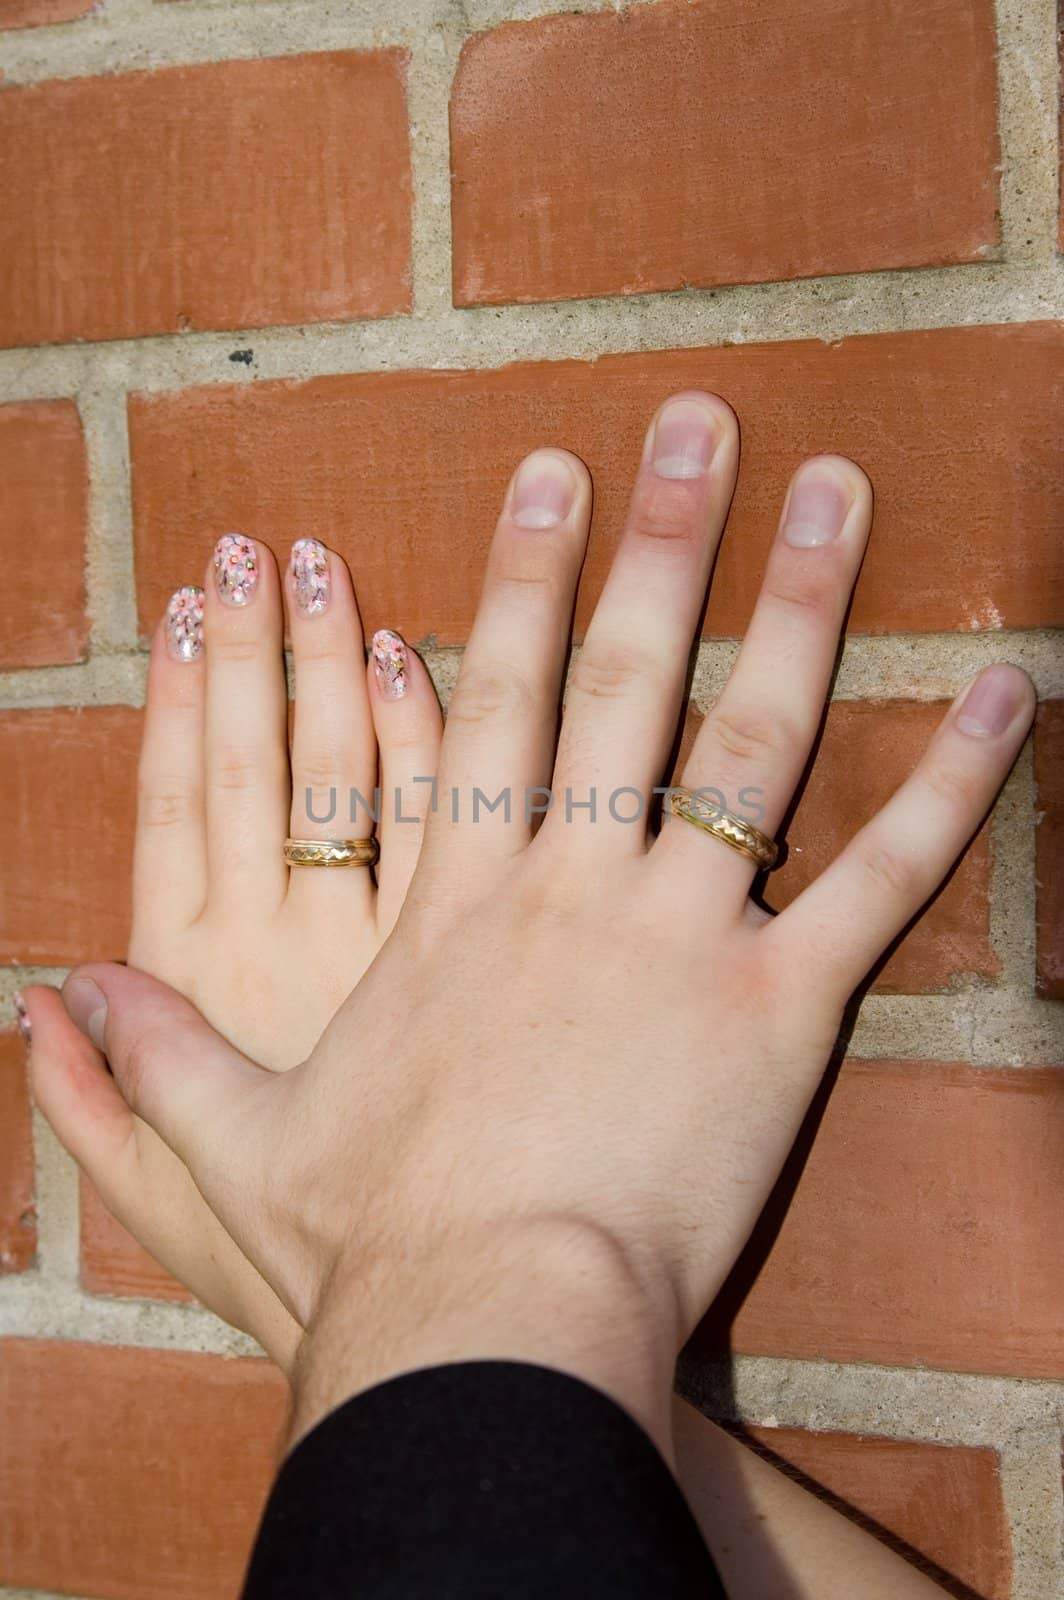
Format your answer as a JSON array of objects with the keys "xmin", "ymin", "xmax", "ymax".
[
  {"xmin": 768, "ymin": 665, "xmax": 1036, "ymax": 1000},
  {"xmin": 369, "ymin": 630, "xmax": 444, "ymax": 937}
]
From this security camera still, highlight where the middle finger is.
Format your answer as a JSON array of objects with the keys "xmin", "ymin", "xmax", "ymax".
[{"xmin": 548, "ymin": 391, "xmax": 739, "ymax": 855}]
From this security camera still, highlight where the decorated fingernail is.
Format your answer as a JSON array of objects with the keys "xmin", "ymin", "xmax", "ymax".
[
  {"xmin": 372, "ymin": 629, "xmax": 407, "ymax": 700},
  {"xmin": 165, "ymin": 586, "xmax": 205, "ymax": 662},
  {"xmin": 782, "ymin": 466, "xmax": 853, "ymax": 547},
  {"xmin": 290, "ymin": 539, "xmax": 330, "ymax": 617},
  {"xmin": 14, "ymin": 992, "xmax": 31, "ymax": 1045},
  {"xmin": 213, "ymin": 533, "xmax": 259, "ymax": 607},
  {"xmin": 645, "ymin": 396, "xmax": 720, "ymax": 480}
]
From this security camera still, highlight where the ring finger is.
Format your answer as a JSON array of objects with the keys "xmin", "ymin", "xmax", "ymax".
[{"xmin": 655, "ymin": 455, "xmax": 872, "ymax": 901}]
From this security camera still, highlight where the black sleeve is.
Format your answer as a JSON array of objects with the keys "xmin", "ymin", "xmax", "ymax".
[{"xmin": 241, "ymin": 1361, "xmax": 726, "ymax": 1599}]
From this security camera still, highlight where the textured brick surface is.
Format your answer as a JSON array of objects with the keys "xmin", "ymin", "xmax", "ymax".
[
  {"xmin": 682, "ymin": 698, "xmax": 996, "ymax": 993},
  {"xmin": 0, "ymin": 1340, "xmax": 286, "ymax": 1600},
  {"xmin": 742, "ymin": 1425, "xmax": 1010, "ymax": 1600},
  {"xmin": 0, "ymin": 53, "xmax": 412, "ymax": 348},
  {"xmin": 0, "ymin": 0, "xmax": 94, "ymax": 28},
  {"xmin": 0, "ymin": 1031, "xmax": 35, "ymax": 1275},
  {"xmin": 0, "ymin": 708, "xmax": 140, "ymax": 967},
  {"xmin": 130, "ymin": 324, "xmax": 1064, "ymax": 643},
  {"xmin": 450, "ymin": 0, "xmax": 1000, "ymax": 306},
  {"xmin": 80, "ymin": 1177, "xmax": 193, "ymax": 1304},
  {"xmin": 1034, "ymin": 701, "xmax": 1064, "ymax": 1000},
  {"xmin": 0, "ymin": 401, "xmax": 88, "ymax": 668},
  {"xmin": 695, "ymin": 1060, "xmax": 1064, "ymax": 1377}
]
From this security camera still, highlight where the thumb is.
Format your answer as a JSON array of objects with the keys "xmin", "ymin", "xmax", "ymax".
[{"xmin": 62, "ymin": 963, "xmax": 260, "ymax": 1166}]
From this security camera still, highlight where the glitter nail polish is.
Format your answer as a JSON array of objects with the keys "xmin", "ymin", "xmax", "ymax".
[
  {"xmin": 291, "ymin": 539, "xmax": 330, "ymax": 617},
  {"xmin": 14, "ymin": 992, "xmax": 31, "ymax": 1044},
  {"xmin": 213, "ymin": 533, "xmax": 259, "ymax": 607},
  {"xmin": 372, "ymin": 629, "xmax": 407, "ymax": 700},
  {"xmin": 166, "ymin": 586, "xmax": 205, "ymax": 662}
]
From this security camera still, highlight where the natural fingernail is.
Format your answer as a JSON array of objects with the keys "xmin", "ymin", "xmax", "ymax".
[
  {"xmin": 372, "ymin": 629, "xmax": 407, "ymax": 700},
  {"xmin": 955, "ymin": 665, "xmax": 1026, "ymax": 738},
  {"xmin": 165, "ymin": 586, "xmax": 205, "ymax": 663},
  {"xmin": 14, "ymin": 992, "xmax": 31, "ymax": 1045},
  {"xmin": 645, "ymin": 397, "xmax": 720, "ymax": 480},
  {"xmin": 511, "ymin": 452, "xmax": 578, "ymax": 530},
  {"xmin": 782, "ymin": 465, "xmax": 853, "ymax": 547},
  {"xmin": 291, "ymin": 539, "xmax": 330, "ymax": 617},
  {"xmin": 213, "ymin": 533, "xmax": 259, "ymax": 607},
  {"xmin": 63, "ymin": 977, "xmax": 107, "ymax": 1051}
]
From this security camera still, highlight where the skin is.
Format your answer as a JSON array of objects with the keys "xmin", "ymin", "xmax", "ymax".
[{"xmin": 23, "ymin": 392, "xmax": 1033, "ymax": 1594}]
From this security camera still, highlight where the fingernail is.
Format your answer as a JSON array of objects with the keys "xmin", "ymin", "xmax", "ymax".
[
  {"xmin": 213, "ymin": 533, "xmax": 259, "ymax": 607},
  {"xmin": 782, "ymin": 466, "xmax": 853, "ymax": 547},
  {"xmin": 291, "ymin": 539, "xmax": 330, "ymax": 617},
  {"xmin": 165, "ymin": 586, "xmax": 205, "ymax": 663},
  {"xmin": 955, "ymin": 665, "xmax": 1025, "ymax": 738},
  {"xmin": 645, "ymin": 397, "xmax": 720, "ymax": 480},
  {"xmin": 63, "ymin": 977, "xmax": 107, "ymax": 1051},
  {"xmin": 372, "ymin": 629, "xmax": 407, "ymax": 700},
  {"xmin": 13, "ymin": 992, "xmax": 31, "ymax": 1045},
  {"xmin": 511, "ymin": 452, "xmax": 578, "ymax": 530}
]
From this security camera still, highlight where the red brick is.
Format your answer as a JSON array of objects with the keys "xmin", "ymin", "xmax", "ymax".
[
  {"xmin": 0, "ymin": 707, "xmax": 139, "ymax": 967},
  {"xmin": 130, "ymin": 323, "xmax": 1064, "ymax": 643},
  {"xmin": 679, "ymin": 699, "xmax": 995, "ymax": 994},
  {"xmin": 0, "ymin": 401, "xmax": 88, "ymax": 667},
  {"xmin": 80, "ymin": 1176, "xmax": 192, "ymax": 1303},
  {"xmin": 0, "ymin": 53, "xmax": 411, "ymax": 348},
  {"xmin": 693, "ymin": 1060, "xmax": 1064, "ymax": 1377},
  {"xmin": 0, "ymin": 1030, "xmax": 35, "ymax": 1274},
  {"xmin": 450, "ymin": 0, "xmax": 999, "ymax": 306},
  {"xmin": 0, "ymin": 1339, "xmax": 286, "ymax": 1599},
  {"xmin": 741, "ymin": 1426, "xmax": 1010, "ymax": 1600},
  {"xmin": 1034, "ymin": 702, "xmax": 1064, "ymax": 999},
  {"xmin": 0, "ymin": 0, "xmax": 94, "ymax": 28}
]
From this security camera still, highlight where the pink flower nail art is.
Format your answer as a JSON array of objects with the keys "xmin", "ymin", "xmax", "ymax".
[
  {"xmin": 291, "ymin": 539, "xmax": 330, "ymax": 617},
  {"xmin": 166, "ymin": 586, "xmax": 205, "ymax": 662},
  {"xmin": 213, "ymin": 533, "xmax": 258, "ymax": 607},
  {"xmin": 14, "ymin": 992, "xmax": 31, "ymax": 1045},
  {"xmin": 372, "ymin": 629, "xmax": 407, "ymax": 700}
]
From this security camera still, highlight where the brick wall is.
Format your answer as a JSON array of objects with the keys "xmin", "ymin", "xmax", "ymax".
[{"xmin": 0, "ymin": 1, "xmax": 1061, "ymax": 1596}]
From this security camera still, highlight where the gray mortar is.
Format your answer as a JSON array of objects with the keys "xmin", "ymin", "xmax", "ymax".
[{"xmin": 0, "ymin": 0, "xmax": 1062, "ymax": 1593}]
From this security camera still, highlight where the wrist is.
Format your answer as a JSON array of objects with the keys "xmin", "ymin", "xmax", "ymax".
[{"xmin": 290, "ymin": 1213, "xmax": 679, "ymax": 1460}]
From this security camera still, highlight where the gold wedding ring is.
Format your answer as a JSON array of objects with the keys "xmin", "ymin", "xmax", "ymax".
[
  {"xmin": 283, "ymin": 837, "xmax": 379, "ymax": 869},
  {"xmin": 665, "ymin": 787, "xmax": 779, "ymax": 871}
]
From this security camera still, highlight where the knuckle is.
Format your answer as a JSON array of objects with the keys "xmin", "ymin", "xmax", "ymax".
[
  {"xmin": 628, "ymin": 478, "xmax": 701, "ymax": 545},
  {"xmin": 137, "ymin": 781, "xmax": 198, "ymax": 829},
  {"xmin": 923, "ymin": 761, "xmax": 979, "ymax": 811},
  {"xmin": 293, "ymin": 754, "xmax": 345, "ymax": 794},
  {"xmin": 510, "ymin": 861, "xmax": 582, "ymax": 925},
  {"xmin": 858, "ymin": 840, "xmax": 920, "ymax": 901},
  {"xmin": 491, "ymin": 559, "xmax": 561, "ymax": 598},
  {"xmin": 212, "ymin": 750, "xmax": 265, "ymax": 792},
  {"xmin": 448, "ymin": 663, "xmax": 534, "ymax": 729},
  {"xmin": 207, "ymin": 632, "xmax": 266, "ymax": 666},
  {"xmin": 705, "ymin": 703, "xmax": 795, "ymax": 766},
  {"xmin": 763, "ymin": 569, "xmax": 834, "ymax": 619},
  {"xmin": 570, "ymin": 643, "xmax": 661, "ymax": 702},
  {"xmin": 113, "ymin": 1016, "xmax": 160, "ymax": 1109},
  {"xmin": 292, "ymin": 633, "xmax": 348, "ymax": 667}
]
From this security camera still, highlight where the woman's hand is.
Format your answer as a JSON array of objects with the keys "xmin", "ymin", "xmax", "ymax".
[
  {"xmin": 36, "ymin": 392, "xmax": 1034, "ymax": 1456},
  {"xmin": 25, "ymin": 532, "xmax": 442, "ymax": 1363}
]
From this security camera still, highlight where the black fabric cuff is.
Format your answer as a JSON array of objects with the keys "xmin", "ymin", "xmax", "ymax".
[{"xmin": 241, "ymin": 1360, "xmax": 725, "ymax": 1599}]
